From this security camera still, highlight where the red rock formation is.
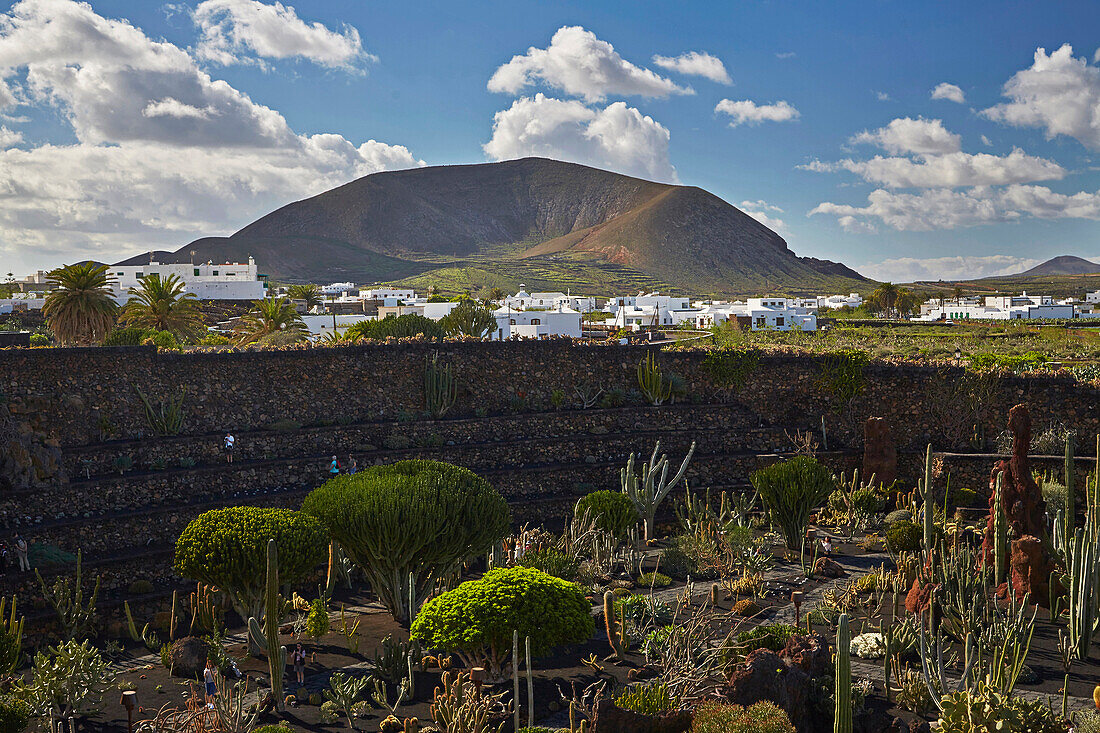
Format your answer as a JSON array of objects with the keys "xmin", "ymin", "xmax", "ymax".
[{"xmin": 724, "ymin": 634, "xmax": 831, "ymax": 733}]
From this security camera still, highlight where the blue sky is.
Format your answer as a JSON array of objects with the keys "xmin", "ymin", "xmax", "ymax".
[{"xmin": 2, "ymin": 0, "xmax": 1100, "ymax": 282}]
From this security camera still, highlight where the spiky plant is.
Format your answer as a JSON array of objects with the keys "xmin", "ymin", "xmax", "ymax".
[
  {"xmin": 234, "ymin": 297, "xmax": 308, "ymax": 345},
  {"xmin": 121, "ymin": 273, "xmax": 204, "ymax": 341},
  {"xmin": 42, "ymin": 263, "xmax": 119, "ymax": 345}
]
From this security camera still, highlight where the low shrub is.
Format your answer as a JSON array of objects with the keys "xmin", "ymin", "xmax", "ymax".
[
  {"xmin": 616, "ymin": 595, "xmax": 673, "ymax": 628},
  {"xmin": 319, "ymin": 700, "xmax": 340, "ymax": 722},
  {"xmin": 0, "ymin": 695, "xmax": 31, "ymax": 733},
  {"xmin": 884, "ymin": 509, "xmax": 911, "ymax": 524},
  {"xmin": 659, "ymin": 542, "xmax": 697, "ymax": 579},
  {"xmin": 104, "ymin": 327, "xmax": 152, "ymax": 346},
  {"xmin": 637, "ymin": 572, "xmax": 671, "ymax": 588},
  {"xmin": 306, "ymin": 598, "xmax": 329, "ymax": 638},
  {"xmin": 969, "ymin": 351, "xmax": 1046, "ymax": 374},
  {"xmin": 726, "ymin": 573, "xmax": 764, "ymax": 597},
  {"xmin": 518, "ymin": 548, "xmax": 579, "ymax": 581},
  {"xmin": 948, "ymin": 487, "xmax": 980, "ymax": 508},
  {"xmin": 574, "ymin": 490, "xmax": 639, "ymax": 539},
  {"xmin": 849, "ymin": 632, "xmax": 887, "ymax": 659},
  {"xmin": 732, "ymin": 599, "xmax": 760, "ymax": 617},
  {"xmin": 885, "ymin": 520, "xmax": 922, "ymax": 553},
  {"xmin": 127, "ymin": 580, "xmax": 154, "ymax": 596},
  {"xmin": 751, "ymin": 456, "xmax": 834, "ymax": 550},
  {"xmin": 614, "ymin": 682, "xmax": 676, "ymax": 716},
  {"xmin": 691, "ymin": 700, "xmax": 795, "ymax": 733},
  {"xmin": 736, "ymin": 624, "xmax": 800, "ymax": 654}
]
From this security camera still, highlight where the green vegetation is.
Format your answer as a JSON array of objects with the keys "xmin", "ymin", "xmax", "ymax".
[
  {"xmin": 614, "ymin": 682, "xmax": 676, "ymax": 716},
  {"xmin": 574, "ymin": 490, "xmax": 639, "ymax": 540},
  {"xmin": 0, "ymin": 695, "xmax": 30, "ymax": 733},
  {"xmin": 343, "ymin": 313, "xmax": 443, "ymax": 341},
  {"xmin": 690, "ymin": 701, "xmax": 796, "ymax": 733},
  {"xmin": 42, "ymin": 263, "xmax": 119, "ymax": 346},
  {"xmin": 234, "ymin": 297, "xmax": 308, "ymax": 345},
  {"xmin": 302, "ymin": 460, "xmax": 510, "ymax": 624},
  {"xmin": 736, "ymin": 623, "xmax": 800, "ymax": 653},
  {"xmin": 701, "ymin": 346, "xmax": 761, "ymax": 390},
  {"xmin": 439, "ymin": 299, "xmax": 497, "ymax": 337},
  {"xmin": 750, "ymin": 456, "xmax": 834, "ymax": 550},
  {"xmin": 410, "ymin": 566, "xmax": 593, "ymax": 680},
  {"xmin": 517, "ymin": 548, "xmax": 579, "ymax": 580},
  {"xmin": 120, "ymin": 273, "xmax": 204, "ymax": 342},
  {"xmin": 885, "ymin": 520, "xmax": 923, "ymax": 553}
]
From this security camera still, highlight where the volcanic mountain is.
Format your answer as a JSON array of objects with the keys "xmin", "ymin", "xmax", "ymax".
[
  {"xmin": 1015, "ymin": 255, "xmax": 1100, "ymax": 277},
  {"xmin": 118, "ymin": 158, "xmax": 867, "ymax": 295}
]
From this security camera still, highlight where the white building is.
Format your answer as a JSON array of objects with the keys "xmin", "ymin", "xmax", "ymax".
[
  {"xmin": 491, "ymin": 305, "xmax": 582, "ymax": 340},
  {"xmin": 693, "ymin": 298, "xmax": 817, "ymax": 331},
  {"xmin": 320, "ymin": 282, "xmax": 357, "ymax": 296},
  {"xmin": 502, "ymin": 289, "xmax": 598, "ymax": 313},
  {"xmin": 302, "ymin": 314, "xmax": 375, "ymax": 339},
  {"xmin": 915, "ymin": 292, "xmax": 1100, "ymax": 321},
  {"xmin": 606, "ymin": 292, "xmax": 698, "ymax": 329},
  {"xmin": 817, "ymin": 293, "xmax": 864, "ymax": 310},
  {"xmin": 359, "ymin": 287, "xmax": 415, "ymax": 302},
  {"xmin": 107, "ymin": 257, "xmax": 266, "ymax": 302}
]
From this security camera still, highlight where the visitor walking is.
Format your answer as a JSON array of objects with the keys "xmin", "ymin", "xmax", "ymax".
[
  {"xmin": 347, "ymin": 455, "xmax": 358, "ymax": 475},
  {"xmin": 328, "ymin": 456, "xmax": 340, "ymax": 476},
  {"xmin": 292, "ymin": 643, "xmax": 307, "ymax": 685},
  {"xmin": 223, "ymin": 433, "xmax": 235, "ymax": 464},
  {"xmin": 819, "ymin": 535, "xmax": 833, "ymax": 557},
  {"xmin": 0, "ymin": 542, "xmax": 9, "ymax": 574},
  {"xmin": 204, "ymin": 660, "xmax": 218, "ymax": 707},
  {"xmin": 13, "ymin": 534, "xmax": 28, "ymax": 573}
]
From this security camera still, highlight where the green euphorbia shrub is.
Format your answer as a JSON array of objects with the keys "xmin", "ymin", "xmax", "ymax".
[
  {"xmin": 174, "ymin": 507, "xmax": 327, "ymax": 624},
  {"xmin": 306, "ymin": 598, "xmax": 330, "ymax": 638},
  {"xmin": 411, "ymin": 566, "xmax": 593, "ymax": 681},
  {"xmin": 0, "ymin": 695, "xmax": 30, "ymax": 733},
  {"xmin": 574, "ymin": 490, "xmax": 640, "ymax": 539},
  {"xmin": 885, "ymin": 520, "xmax": 922, "ymax": 553},
  {"xmin": 517, "ymin": 548, "xmax": 578, "ymax": 580},
  {"xmin": 303, "ymin": 460, "xmax": 510, "ymax": 624}
]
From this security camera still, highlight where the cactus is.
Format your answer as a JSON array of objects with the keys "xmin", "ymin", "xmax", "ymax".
[
  {"xmin": 169, "ymin": 590, "xmax": 178, "ymax": 642},
  {"xmin": 424, "ymin": 353, "xmax": 457, "ymax": 418},
  {"xmin": 637, "ymin": 351, "xmax": 672, "ymax": 406},
  {"xmin": 188, "ymin": 583, "xmax": 222, "ymax": 636},
  {"xmin": 36, "ymin": 549, "xmax": 100, "ymax": 641},
  {"xmin": 513, "ymin": 629, "xmax": 520, "ymax": 732},
  {"xmin": 992, "ymin": 472, "xmax": 1007, "ymax": 586},
  {"xmin": 918, "ymin": 444, "xmax": 934, "ymax": 558},
  {"xmin": 525, "ymin": 635, "xmax": 534, "ymax": 728},
  {"xmin": 404, "ymin": 719, "xmax": 419, "ymax": 733},
  {"xmin": 1066, "ymin": 433, "xmax": 1076, "ymax": 536},
  {"xmin": 621, "ymin": 440, "xmax": 696, "ymax": 541},
  {"xmin": 1066, "ymin": 525, "xmax": 1100, "ymax": 660},
  {"xmin": 0, "ymin": 597, "xmax": 23, "ymax": 673},
  {"xmin": 603, "ymin": 591, "xmax": 626, "ymax": 661},
  {"xmin": 834, "ymin": 613, "xmax": 852, "ymax": 733},
  {"xmin": 261, "ymin": 539, "xmax": 287, "ymax": 713}
]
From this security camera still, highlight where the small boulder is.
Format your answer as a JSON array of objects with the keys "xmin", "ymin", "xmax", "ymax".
[{"xmin": 169, "ymin": 637, "xmax": 209, "ymax": 678}]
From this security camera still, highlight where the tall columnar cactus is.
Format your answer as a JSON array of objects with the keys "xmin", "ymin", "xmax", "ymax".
[
  {"xmin": 1067, "ymin": 526, "xmax": 1100, "ymax": 660},
  {"xmin": 834, "ymin": 613, "xmax": 852, "ymax": 733},
  {"xmin": 621, "ymin": 441, "xmax": 696, "ymax": 541},
  {"xmin": 603, "ymin": 591, "xmax": 626, "ymax": 661},
  {"xmin": 918, "ymin": 444, "xmax": 934, "ymax": 558},
  {"xmin": 424, "ymin": 353, "xmax": 457, "ymax": 419},
  {"xmin": 0, "ymin": 597, "xmax": 23, "ymax": 674},
  {"xmin": 993, "ymin": 472, "xmax": 1007, "ymax": 586},
  {"xmin": 252, "ymin": 539, "xmax": 287, "ymax": 713},
  {"xmin": 637, "ymin": 351, "xmax": 671, "ymax": 406},
  {"xmin": 1066, "ymin": 433, "xmax": 1076, "ymax": 536}
]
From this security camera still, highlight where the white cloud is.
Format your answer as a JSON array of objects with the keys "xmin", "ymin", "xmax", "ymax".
[
  {"xmin": 851, "ymin": 117, "xmax": 961, "ymax": 155},
  {"xmin": 0, "ymin": 125, "xmax": 21, "ymax": 147},
  {"xmin": 192, "ymin": 0, "xmax": 371, "ymax": 70},
  {"xmin": 807, "ymin": 149, "xmax": 1065, "ymax": 188},
  {"xmin": 0, "ymin": 0, "xmax": 421, "ymax": 271},
  {"xmin": 651, "ymin": 51, "xmax": 730, "ymax": 84},
  {"xmin": 488, "ymin": 26, "xmax": 692, "ymax": 103},
  {"xmin": 775, "ymin": 51, "xmax": 796, "ymax": 60},
  {"xmin": 981, "ymin": 134, "xmax": 992, "ymax": 146},
  {"xmin": 876, "ymin": 91, "xmax": 891, "ymax": 101},
  {"xmin": 859, "ymin": 255, "xmax": 1042, "ymax": 282},
  {"xmin": 715, "ymin": 98, "xmax": 799, "ymax": 126},
  {"xmin": 984, "ymin": 44, "xmax": 1100, "ymax": 150},
  {"xmin": 931, "ymin": 82, "xmax": 965, "ymax": 103},
  {"xmin": 738, "ymin": 200, "xmax": 785, "ymax": 231},
  {"xmin": 482, "ymin": 94, "xmax": 676, "ymax": 183},
  {"xmin": 810, "ymin": 184, "xmax": 1100, "ymax": 231},
  {"xmin": 837, "ymin": 215, "xmax": 876, "ymax": 233}
]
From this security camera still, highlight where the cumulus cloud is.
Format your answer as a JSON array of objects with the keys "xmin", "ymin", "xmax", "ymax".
[
  {"xmin": 482, "ymin": 94, "xmax": 676, "ymax": 183},
  {"xmin": 931, "ymin": 82, "xmax": 965, "ymax": 103},
  {"xmin": 0, "ymin": 0, "xmax": 421, "ymax": 271},
  {"xmin": 851, "ymin": 117, "xmax": 961, "ymax": 155},
  {"xmin": 715, "ymin": 98, "xmax": 799, "ymax": 126},
  {"xmin": 0, "ymin": 125, "xmax": 22, "ymax": 147},
  {"xmin": 810, "ymin": 184, "xmax": 1100, "ymax": 231},
  {"xmin": 192, "ymin": 0, "xmax": 371, "ymax": 70},
  {"xmin": 859, "ymin": 255, "xmax": 1043, "ymax": 282},
  {"xmin": 775, "ymin": 51, "xmax": 796, "ymax": 60},
  {"xmin": 984, "ymin": 44, "xmax": 1100, "ymax": 150},
  {"xmin": 488, "ymin": 26, "xmax": 692, "ymax": 103},
  {"xmin": 806, "ymin": 149, "xmax": 1064, "ymax": 188},
  {"xmin": 651, "ymin": 51, "xmax": 731, "ymax": 84},
  {"xmin": 738, "ymin": 200, "xmax": 785, "ymax": 231}
]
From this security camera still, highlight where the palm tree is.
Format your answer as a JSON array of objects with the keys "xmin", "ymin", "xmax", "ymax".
[
  {"xmin": 234, "ymin": 297, "xmax": 308, "ymax": 345},
  {"xmin": 895, "ymin": 287, "xmax": 920, "ymax": 317},
  {"xmin": 870, "ymin": 282, "xmax": 899, "ymax": 315},
  {"xmin": 42, "ymin": 263, "xmax": 119, "ymax": 345},
  {"xmin": 488, "ymin": 287, "xmax": 506, "ymax": 302},
  {"xmin": 286, "ymin": 284, "xmax": 322, "ymax": 311},
  {"xmin": 121, "ymin": 273, "xmax": 204, "ymax": 342}
]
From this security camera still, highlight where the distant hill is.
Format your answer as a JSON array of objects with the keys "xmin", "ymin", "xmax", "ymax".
[
  {"xmin": 116, "ymin": 158, "xmax": 867, "ymax": 296},
  {"xmin": 1016, "ymin": 255, "xmax": 1100, "ymax": 276}
]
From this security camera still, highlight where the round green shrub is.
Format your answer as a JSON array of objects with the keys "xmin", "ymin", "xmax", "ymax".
[
  {"xmin": 659, "ymin": 541, "xmax": 697, "ymax": 580},
  {"xmin": 616, "ymin": 595, "xmax": 673, "ymax": 627},
  {"xmin": 637, "ymin": 572, "xmax": 672, "ymax": 588},
  {"xmin": 0, "ymin": 695, "xmax": 31, "ymax": 733},
  {"xmin": 303, "ymin": 460, "xmax": 510, "ymax": 623},
  {"xmin": 319, "ymin": 700, "xmax": 340, "ymax": 722},
  {"xmin": 884, "ymin": 509, "xmax": 912, "ymax": 525},
  {"xmin": 736, "ymin": 623, "xmax": 800, "ymax": 654},
  {"xmin": 104, "ymin": 327, "xmax": 151, "ymax": 346},
  {"xmin": 127, "ymin": 580, "xmax": 154, "ymax": 596},
  {"xmin": 885, "ymin": 520, "xmax": 922, "ymax": 553},
  {"xmin": 518, "ymin": 548, "xmax": 579, "ymax": 581},
  {"xmin": 849, "ymin": 487, "xmax": 882, "ymax": 514},
  {"xmin": 28, "ymin": 334, "xmax": 49, "ymax": 347},
  {"xmin": 174, "ymin": 507, "xmax": 327, "ymax": 623},
  {"xmin": 411, "ymin": 566, "xmax": 593, "ymax": 679},
  {"xmin": 691, "ymin": 700, "xmax": 795, "ymax": 733},
  {"xmin": 949, "ymin": 487, "xmax": 980, "ymax": 508},
  {"xmin": 574, "ymin": 490, "xmax": 639, "ymax": 539}
]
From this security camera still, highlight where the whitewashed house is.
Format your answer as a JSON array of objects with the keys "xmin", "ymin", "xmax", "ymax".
[
  {"xmin": 491, "ymin": 305, "xmax": 582, "ymax": 340},
  {"xmin": 106, "ymin": 257, "xmax": 266, "ymax": 302},
  {"xmin": 693, "ymin": 298, "xmax": 817, "ymax": 331},
  {"xmin": 817, "ymin": 293, "xmax": 864, "ymax": 310},
  {"xmin": 502, "ymin": 289, "xmax": 598, "ymax": 313},
  {"xmin": 359, "ymin": 288, "xmax": 415, "ymax": 302},
  {"xmin": 302, "ymin": 314, "xmax": 375, "ymax": 339},
  {"xmin": 914, "ymin": 292, "xmax": 1100, "ymax": 321}
]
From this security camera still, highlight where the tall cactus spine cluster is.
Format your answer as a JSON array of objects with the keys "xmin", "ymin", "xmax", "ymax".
[
  {"xmin": 993, "ymin": 472, "xmax": 1007, "ymax": 586},
  {"xmin": 919, "ymin": 444, "xmax": 934, "ymax": 557},
  {"xmin": 1066, "ymin": 433, "xmax": 1076, "ymax": 535},
  {"xmin": 620, "ymin": 440, "xmax": 696, "ymax": 541},
  {"xmin": 637, "ymin": 351, "xmax": 671, "ymax": 406},
  {"xmin": 603, "ymin": 591, "xmax": 626, "ymax": 661},
  {"xmin": 424, "ymin": 353, "xmax": 457, "ymax": 418},
  {"xmin": 834, "ymin": 613, "xmax": 852, "ymax": 733},
  {"xmin": 249, "ymin": 539, "xmax": 287, "ymax": 713}
]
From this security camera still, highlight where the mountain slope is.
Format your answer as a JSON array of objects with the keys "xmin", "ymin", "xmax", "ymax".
[
  {"xmin": 118, "ymin": 157, "xmax": 867, "ymax": 295},
  {"xmin": 1017, "ymin": 255, "xmax": 1100, "ymax": 276}
]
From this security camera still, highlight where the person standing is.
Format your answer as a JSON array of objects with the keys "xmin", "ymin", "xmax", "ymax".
[
  {"xmin": 204, "ymin": 659, "xmax": 218, "ymax": 707},
  {"xmin": 223, "ymin": 433, "xmax": 235, "ymax": 464},
  {"xmin": 13, "ymin": 534, "xmax": 28, "ymax": 573},
  {"xmin": 328, "ymin": 456, "xmax": 340, "ymax": 476},
  {"xmin": 0, "ymin": 542, "xmax": 8, "ymax": 575},
  {"xmin": 292, "ymin": 643, "xmax": 307, "ymax": 685},
  {"xmin": 347, "ymin": 455, "xmax": 358, "ymax": 475}
]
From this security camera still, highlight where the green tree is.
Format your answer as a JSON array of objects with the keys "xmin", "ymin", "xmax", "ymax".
[
  {"xmin": 750, "ymin": 456, "xmax": 835, "ymax": 550},
  {"xmin": 174, "ymin": 507, "xmax": 328, "ymax": 627},
  {"xmin": 488, "ymin": 287, "xmax": 506, "ymax": 302},
  {"xmin": 286, "ymin": 284, "xmax": 323, "ymax": 311},
  {"xmin": 121, "ymin": 273, "xmax": 204, "ymax": 342},
  {"xmin": 411, "ymin": 566, "xmax": 593, "ymax": 681},
  {"xmin": 894, "ymin": 287, "xmax": 920, "ymax": 317},
  {"xmin": 302, "ymin": 460, "xmax": 510, "ymax": 624},
  {"xmin": 869, "ymin": 282, "xmax": 899, "ymax": 316},
  {"xmin": 343, "ymin": 313, "xmax": 443, "ymax": 341},
  {"xmin": 234, "ymin": 297, "xmax": 308, "ymax": 345},
  {"xmin": 439, "ymin": 299, "xmax": 497, "ymax": 338},
  {"xmin": 42, "ymin": 263, "xmax": 119, "ymax": 345},
  {"xmin": 574, "ymin": 490, "xmax": 639, "ymax": 540}
]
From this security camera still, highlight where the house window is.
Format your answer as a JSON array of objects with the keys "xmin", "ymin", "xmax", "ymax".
[
  {"xmin": 776, "ymin": 317, "xmax": 784, "ymax": 327},
  {"xmin": 136, "ymin": 272, "xmax": 143, "ymax": 278},
  {"xmin": 755, "ymin": 317, "xmax": 766, "ymax": 328},
  {"xmin": 530, "ymin": 318, "xmax": 540, "ymax": 325},
  {"xmin": 509, "ymin": 319, "xmax": 516, "ymax": 325},
  {"xmin": 212, "ymin": 270, "xmax": 219, "ymax": 276},
  {"xmin": 194, "ymin": 269, "xmax": 200, "ymax": 276}
]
